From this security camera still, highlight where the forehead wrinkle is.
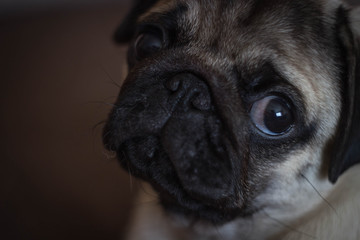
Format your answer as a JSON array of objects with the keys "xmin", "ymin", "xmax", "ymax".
[
  {"xmin": 180, "ymin": 1, "xmax": 318, "ymax": 82},
  {"xmin": 189, "ymin": 0, "xmax": 253, "ymax": 45},
  {"xmin": 178, "ymin": 0, "xmax": 201, "ymax": 39},
  {"xmin": 180, "ymin": 0, "xmax": 301, "ymax": 61}
]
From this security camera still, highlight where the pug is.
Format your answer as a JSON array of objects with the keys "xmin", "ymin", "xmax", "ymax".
[{"xmin": 103, "ymin": 0, "xmax": 360, "ymax": 239}]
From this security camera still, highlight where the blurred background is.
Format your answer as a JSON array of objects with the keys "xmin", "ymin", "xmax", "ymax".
[
  {"xmin": 1, "ymin": 0, "xmax": 136, "ymax": 239},
  {"xmin": 0, "ymin": 0, "xmax": 359, "ymax": 240}
]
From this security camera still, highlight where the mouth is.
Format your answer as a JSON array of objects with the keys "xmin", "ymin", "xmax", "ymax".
[{"xmin": 113, "ymin": 134, "xmax": 242, "ymax": 224}]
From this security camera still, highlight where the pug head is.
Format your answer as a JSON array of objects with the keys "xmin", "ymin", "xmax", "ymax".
[{"xmin": 103, "ymin": 0, "xmax": 360, "ymax": 225}]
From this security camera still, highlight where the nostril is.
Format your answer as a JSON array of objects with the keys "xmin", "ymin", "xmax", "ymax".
[
  {"xmin": 165, "ymin": 77, "xmax": 181, "ymax": 92},
  {"xmin": 133, "ymin": 102, "xmax": 146, "ymax": 112}
]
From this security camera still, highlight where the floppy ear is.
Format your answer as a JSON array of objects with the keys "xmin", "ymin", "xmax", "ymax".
[
  {"xmin": 329, "ymin": 6, "xmax": 360, "ymax": 183},
  {"xmin": 114, "ymin": 0, "xmax": 159, "ymax": 43}
]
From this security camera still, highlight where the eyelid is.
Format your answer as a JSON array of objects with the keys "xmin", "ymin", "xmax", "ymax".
[{"xmin": 136, "ymin": 24, "xmax": 166, "ymax": 41}]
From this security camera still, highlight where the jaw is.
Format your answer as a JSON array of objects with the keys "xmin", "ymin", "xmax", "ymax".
[
  {"xmin": 129, "ymin": 157, "xmax": 334, "ymax": 240},
  {"xmin": 130, "ymin": 174, "xmax": 332, "ymax": 240}
]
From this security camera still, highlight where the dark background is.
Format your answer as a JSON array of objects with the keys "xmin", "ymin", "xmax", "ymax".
[
  {"xmin": 0, "ymin": 0, "xmax": 359, "ymax": 239},
  {"xmin": 1, "ymin": 1, "xmax": 136, "ymax": 239}
]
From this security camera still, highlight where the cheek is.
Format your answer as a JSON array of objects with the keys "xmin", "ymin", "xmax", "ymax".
[
  {"xmin": 252, "ymin": 146, "xmax": 334, "ymax": 224},
  {"xmin": 246, "ymin": 142, "xmax": 325, "ymax": 197},
  {"xmin": 278, "ymin": 150, "xmax": 316, "ymax": 176},
  {"xmin": 273, "ymin": 144, "xmax": 327, "ymax": 187}
]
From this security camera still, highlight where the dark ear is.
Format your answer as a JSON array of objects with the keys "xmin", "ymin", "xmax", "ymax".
[
  {"xmin": 114, "ymin": 0, "xmax": 159, "ymax": 43},
  {"xmin": 329, "ymin": 6, "xmax": 360, "ymax": 183}
]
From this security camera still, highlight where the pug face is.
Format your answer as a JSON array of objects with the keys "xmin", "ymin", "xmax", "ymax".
[{"xmin": 103, "ymin": 0, "xmax": 360, "ymax": 227}]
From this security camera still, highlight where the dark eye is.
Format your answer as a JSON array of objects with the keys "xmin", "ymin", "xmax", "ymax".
[
  {"xmin": 134, "ymin": 31, "xmax": 163, "ymax": 60},
  {"xmin": 250, "ymin": 96, "xmax": 294, "ymax": 136}
]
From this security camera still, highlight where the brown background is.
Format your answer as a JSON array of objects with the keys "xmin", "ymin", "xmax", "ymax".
[
  {"xmin": 0, "ymin": 2, "xmax": 138, "ymax": 240},
  {"xmin": 1, "ymin": 1, "xmax": 359, "ymax": 240}
]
